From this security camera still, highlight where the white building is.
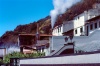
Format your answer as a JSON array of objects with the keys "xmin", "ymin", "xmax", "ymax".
[
  {"xmin": 52, "ymin": 24, "xmax": 63, "ymax": 36},
  {"xmin": 85, "ymin": 15, "xmax": 100, "ymax": 36},
  {"xmin": 49, "ymin": 3, "xmax": 100, "ymax": 56},
  {"xmin": 48, "ymin": 15, "xmax": 100, "ymax": 56},
  {"xmin": 52, "ymin": 3, "xmax": 100, "ymax": 36}
]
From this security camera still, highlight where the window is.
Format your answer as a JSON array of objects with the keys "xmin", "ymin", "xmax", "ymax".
[
  {"xmin": 95, "ymin": 23, "xmax": 97, "ymax": 28},
  {"xmin": 80, "ymin": 27, "xmax": 83, "ymax": 33},
  {"xmin": 75, "ymin": 29, "xmax": 77, "ymax": 34},
  {"xmin": 60, "ymin": 26, "xmax": 61, "ymax": 32},
  {"xmin": 78, "ymin": 16, "xmax": 79, "ymax": 19},
  {"xmin": 87, "ymin": 26, "xmax": 89, "ymax": 36},
  {"xmin": 90, "ymin": 24, "xmax": 93, "ymax": 30},
  {"xmin": 58, "ymin": 27, "xmax": 59, "ymax": 33}
]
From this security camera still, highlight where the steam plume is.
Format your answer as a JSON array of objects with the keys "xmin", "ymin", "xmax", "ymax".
[{"xmin": 50, "ymin": 0, "xmax": 81, "ymax": 28}]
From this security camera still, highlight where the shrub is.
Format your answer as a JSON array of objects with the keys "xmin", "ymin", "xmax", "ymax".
[{"xmin": 2, "ymin": 52, "xmax": 45, "ymax": 64}]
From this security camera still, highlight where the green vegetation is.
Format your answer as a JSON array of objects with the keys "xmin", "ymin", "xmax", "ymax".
[{"xmin": 0, "ymin": 52, "xmax": 45, "ymax": 64}]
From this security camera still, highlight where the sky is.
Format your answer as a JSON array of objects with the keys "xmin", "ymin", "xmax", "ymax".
[{"xmin": 0, "ymin": 0, "xmax": 53, "ymax": 37}]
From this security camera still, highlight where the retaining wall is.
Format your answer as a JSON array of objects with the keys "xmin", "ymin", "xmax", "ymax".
[{"xmin": 20, "ymin": 51, "xmax": 100, "ymax": 66}]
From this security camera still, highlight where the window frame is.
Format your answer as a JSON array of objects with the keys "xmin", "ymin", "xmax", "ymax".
[
  {"xmin": 75, "ymin": 29, "xmax": 77, "ymax": 34},
  {"xmin": 94, "ymin": 22, "xmax": 97, "ymax": 29},
  {"xmin": 90, "ymin": 24, "xmax": 93, "ymax": 30},
  {"xmin": 80, "ymin": 27, "xmax": 83, "ymax": 33},
  {"xmin": 58, "ymin": 27, "xmax": 59, "ymax": 33}
]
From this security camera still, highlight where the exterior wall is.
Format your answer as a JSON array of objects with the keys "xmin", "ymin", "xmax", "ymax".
[
  {"xmin": 50, "ymin": 36, "xmax": 66, "ymax": 53},
  {"xmin": 52, "ymin": 3, "xmax": 100, "ymax": 36},
  {"xmin": 73, "ymin": 14, "xmax": 85, "ymax": 36},
  {"xmin": 52, "ymin": 25, "xmax": 63, "ymax": 36},
  {"xmin": 87, "ymin": 9, "xmax": 98, "ymax": 19},
  {"xmin": 74, "ymin": 26, "xmax": 85, "ymax": 36},
  {"xmin": 58, "ymin": 25, "xmax": 63, "ymax": 36},
  {"xmin": 44, "ymin": 47, "xmax": 50, "ymax": 56},
  {"xmin": 52, "ymin": 26, "xmax": 58, "ymax": 36},
  {"xmin": 0, "ymin": 49, "xmax": 6, "ymax": 57},
  {"xmin": 85, "ymin": 3, "xmax": 100, "ymax": 20},
  {"xmin": 72, "ymin": 8, "xmax": 100, "ymax": 36},
  {"xmin": 74, "ymin": 14, "xmax": 85, "ymax": 28},
  {"xmin": 20, "ymin": 64, "xmax": 100, "ymax": 66},
  {"xmin": 44, "ymin": 37, "xmax": 52, "ymax": 56},
  {"xmin": 63, "ymin": 21, "xmax": 74, "ymax": 33},
  {"xmin": 63, "ymin": 14, "xmax": 86, "ymax": 36},
  {"xmin": 69, "ymin": 7, "xmax": 100, "ymax": 36},
  {"xmin": 20, "ymin": 52, "xmax": 100, "ymax": 65},
  {"xmin": 86, "ymin": 18, "xmax": 100, "ymax": 36},
  {"xmin": 49, "ymin": 30, "xmax": 100, "ymax": 55}
]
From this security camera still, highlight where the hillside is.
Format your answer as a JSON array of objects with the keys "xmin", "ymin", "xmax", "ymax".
[
  {"xmin": 0, "ymin": 0, "xmax": 99, "ymax": 45},
  {"xmin": 0, "ymin": 16, "xmax": 51, "ymax": 45}
]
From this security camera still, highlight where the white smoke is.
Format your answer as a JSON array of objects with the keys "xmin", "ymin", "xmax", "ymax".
[
  {"xmin": 0, "ymin": 43, "xmax": 20, "ymax": 54},
  {"xmin": 50, "ymin": 0, "xmax": 81, "ymax": 28},
  {"xmin": 7, "ymin": 46, "xmax": 20, "ymax": 54}
]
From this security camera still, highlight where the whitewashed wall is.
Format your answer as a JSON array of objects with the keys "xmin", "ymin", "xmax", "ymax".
[
  {"xmin": 49, "ymin": 30, "xmax": 100, "ymax": 55},
  {"xmin": 63, "ymin": 13, "xmax": 86, "ymax": 36},
  {"xmin": 20, "ymin": 53, "xmax": 100, "ymax": 64},
  {"xmin": 73, "ymin": 13, "xmax": 85, "ymax": 36},
  {"xmin": 63, "ymin": 21, "xmax": 74, "ymax": 33},
  {"xmin": 58, "ymin": 25, "xmax": 63, "ymax": 36},
  {"xmin": 74, "ymin": 14, "xmax": 85, "ymax": 28},
  {"xmin": 86, "ymin": 19, "xmax": 100, "ymax": 36},
  {"xmin": 73, "ymin": 26, "xmax": 85, "ymax": 36},
  {"xmin": 52, "ymin": 25, "xmax": 63, "ymax": 36},
  {"xmin": 44, "ymin": 47, "xmax": 50, "ymax": 56},
  {"xmin": 50, "ymin": 36, "xmax": 66, "ymax": 52},
  {"xmin": 0, "ymin": 49, "xmax": 6, "ymax": 57},
  {"xmin": 52, "ymin": 26, "xmax": 58, "ymax": 36}
]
